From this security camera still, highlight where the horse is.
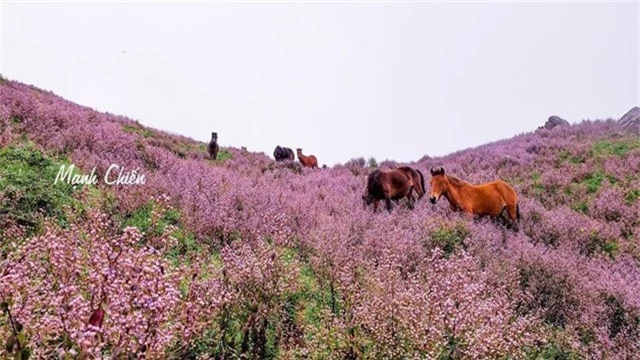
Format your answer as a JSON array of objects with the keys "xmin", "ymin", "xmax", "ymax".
[
  {"xmin": 208, "ymin": 132, "xmax": 219, "ymax": 160},
  {"xmin": 362, "ymin": 166, "xmax": 426, "ymax": 213},
  {"xmin": 296, "ymin": 148, "xmax": 318, "ymax": 168},
  {"xmin": 274, "ymin": 146, "xmax": 295, "ymax": 161},
  {"xmin": 428, "ymin": 167, "xmax": 520, "ymax": 229}
]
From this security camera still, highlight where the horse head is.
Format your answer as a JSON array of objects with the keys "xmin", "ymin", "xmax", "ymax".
[
  {"xmin": 362, "ymin": 194, "xmax": 374, "ymax": 207},
  {"xmin": 429, "ymin": 167, "xmax": 446, "ymax": 204},
  {"xmin": 274, "ymin": 145, "xmax": 283, "ymax": 160}
]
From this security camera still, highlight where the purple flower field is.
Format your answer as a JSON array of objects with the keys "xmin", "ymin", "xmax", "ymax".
[{"xmin": 1, "ymin": 79, "xmax": 639, "ymax": 358}]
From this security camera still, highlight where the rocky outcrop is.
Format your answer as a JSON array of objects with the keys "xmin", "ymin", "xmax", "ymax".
[
  {"xmin": 618, "ymin": 106, "xmax": 640, "ymax": 134},
  {"xmin": 542, "ymin": 115, "xmax": 570, "ymax": 130}
]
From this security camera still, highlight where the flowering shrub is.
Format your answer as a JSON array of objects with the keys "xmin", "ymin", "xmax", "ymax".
[
  {"xmin": 0, "ymin": 210, "xmax": 182, "ymax": 358},
  {"xmin": 355, "ymin": 250, "xmax": 539, "ymax": 358}
]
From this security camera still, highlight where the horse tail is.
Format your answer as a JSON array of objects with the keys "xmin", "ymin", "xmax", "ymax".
[
  {"xmin": 516, "ymin": 202, "xmax": 521, "ymax": 222},
  {"xmin": 416, "ymin": 168, "xmax": 425, "ymax": 199}
]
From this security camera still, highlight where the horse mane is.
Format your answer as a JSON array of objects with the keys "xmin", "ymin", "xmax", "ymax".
[{"xmin": 446, "ymin": 175, "xmax": 466, "ymax": 187}]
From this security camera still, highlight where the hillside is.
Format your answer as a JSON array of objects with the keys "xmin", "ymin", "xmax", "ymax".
[{"xmin": 1, "ymin": 78, "xmax": 639, "ymax": 359}]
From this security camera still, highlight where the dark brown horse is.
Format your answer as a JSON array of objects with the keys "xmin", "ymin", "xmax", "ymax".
[
  {"xmin": 429, "ymin": 167, "xmax": 520, "ymax": 229},
  {"xmin": 274, "ymin": 146, "xmax": 295, "ymax": 161},
  {"xmin": 296, "ymin": 148, "xmax": 318, "ymax": 168},
  {"xmin": 362, "ymin": 166, "xmax": 426, "ymax": 212},
  {"xmin": 208, "ymin": 132, "xmax": 219, "ymax": 160}
]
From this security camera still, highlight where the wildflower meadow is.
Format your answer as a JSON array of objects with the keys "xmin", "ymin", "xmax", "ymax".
[{"xmin": 1, "ymin": 79, "xmax": 639, "ymax": 358}]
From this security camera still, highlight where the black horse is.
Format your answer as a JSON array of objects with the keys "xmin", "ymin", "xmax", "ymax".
[
  {"xmin": 208, "ymin": 132, "xmax": 219, "ymax": 160},
  {"xmin": 273, "ymin": 146, "xmax": 295, "ymax": 161}
]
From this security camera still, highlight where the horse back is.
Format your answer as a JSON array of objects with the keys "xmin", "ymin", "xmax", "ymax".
[
  {"xmin": 492, "ymin": 180, "xmax": 518, "ymax": 203},
  {"xmin": 385, "ymin": 169, "xmax": 413, "ymax": 198},
  {"xmin": 469, "ymin": 180, "xmax": 517, "ymax": 214},
  {"xmin": 396, "ymin": 166, "xmax": 424, "ymax": 195}
]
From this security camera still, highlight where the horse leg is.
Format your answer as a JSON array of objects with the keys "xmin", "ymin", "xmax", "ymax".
[
  {"xmin": 497, "ymin": 206, "xmax": 510, "ymax": 228},
  {"xmin": 382, "ymin": 183, "xmax": 393, "ymax": 213},
  {"xmin": 374, "ymin": 199, "xmax": 379, "ymax": 213},
  {"xmin": 499, "ymin": 208, "xmax": 518, "ymax": 231},
  {"xmin": 406, "ymin": 189, "xmax": 415, "ymax": 210},
  {"xmin": 505, "ymin": 203, "xmax": 519, "ymax": 231},
  {"xmin": 509, "ymin": 204, "xmax": 520, "ymax": 232}
]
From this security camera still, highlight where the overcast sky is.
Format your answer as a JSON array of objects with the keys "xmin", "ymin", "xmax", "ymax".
[{"xmin": 1, "ymin": 1, "xmax": 638, "ymax": 165}]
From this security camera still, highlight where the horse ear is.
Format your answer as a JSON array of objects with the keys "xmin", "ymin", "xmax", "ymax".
[{"xmin": 431, "ymin": 167, "xmax": 444, "ymax": 176}]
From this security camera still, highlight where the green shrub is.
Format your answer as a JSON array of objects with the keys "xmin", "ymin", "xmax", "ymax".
[
  {"xmin": 583, "ymin": 231, "xmax": 618, "ymax": 259},
  {"xmin": 572, "ymin": 202, "xmax": 589, "ymax": 215},
  {"xmin": 592, "ymin": 138, "xmax": 640, "ymax": 157},
  {"xmin": 557, "ymin": 150, "xmax": 585, "ymax": 165},
  {"xmin": 122, "ymin": 123, "xmax": 154, "ymax": 138},
  {"xmin": 525, "ymin": 343, "xmax": 583, "ymax": 360},
  {"xmin": 583, "ymin": 172, "xmax": 604, "ymax": 194},
  {"xmin": 531, "ymin": 171, "xmax": 545, "ymax": 194},
  {"xmin": 427, "ymin": 223, "xmax": 469, "ymax": 258},
  {"xmin": 626, "ymin": 189, "xmax": 640, "ymax": 204},
  {"xmin": 215, "ymin": 150, "xmax": 233, "ymax": 162},
  {"xmin": 0, "ymin": 143, "xmax": 83, "ymax": 234},
  {"xmin": 121, "ymin": 202, "xmax": 154, "ymax": 233},
  {"xmin": 121, "ymin": 200, "xmax": 184, "ymax": 238}
]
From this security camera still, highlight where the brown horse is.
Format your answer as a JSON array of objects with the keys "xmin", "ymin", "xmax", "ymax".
[
  {"xmin": 296, "ymin": 148, "xmax": 318, "ymax": 168},
  {"xmin": 429, "ymin": 167, "xmax": 520, "ymax": 229},
  {"xmin": 362, "ymin": 166, "xmax": 426, "ymax": 212}
]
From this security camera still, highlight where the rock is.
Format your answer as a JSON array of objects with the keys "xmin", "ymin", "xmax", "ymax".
[
  {"xmin": 618, "ymin": 106, "xmax": 640, "ymax": 134},
  {"xmin": 543, "ymin": 115, "xmax": 570, "ymax": 130}
]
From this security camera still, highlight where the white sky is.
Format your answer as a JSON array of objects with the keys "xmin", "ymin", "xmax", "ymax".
[{"xmin": 1, "ymin": 1, "xmax": 638, "ymax": 165}]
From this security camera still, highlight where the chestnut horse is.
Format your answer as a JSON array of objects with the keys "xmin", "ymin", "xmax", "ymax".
[
  {"xmin": 362, "ymin": 166, "xmax": 426, "ymax": 212},
  {"xmin": 429, "ymin": 167, "xmax": 520, "ymax": 229},
  {"xmin": 296, "ymin": 148, "xmax": 318, "ymax": 168}
]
